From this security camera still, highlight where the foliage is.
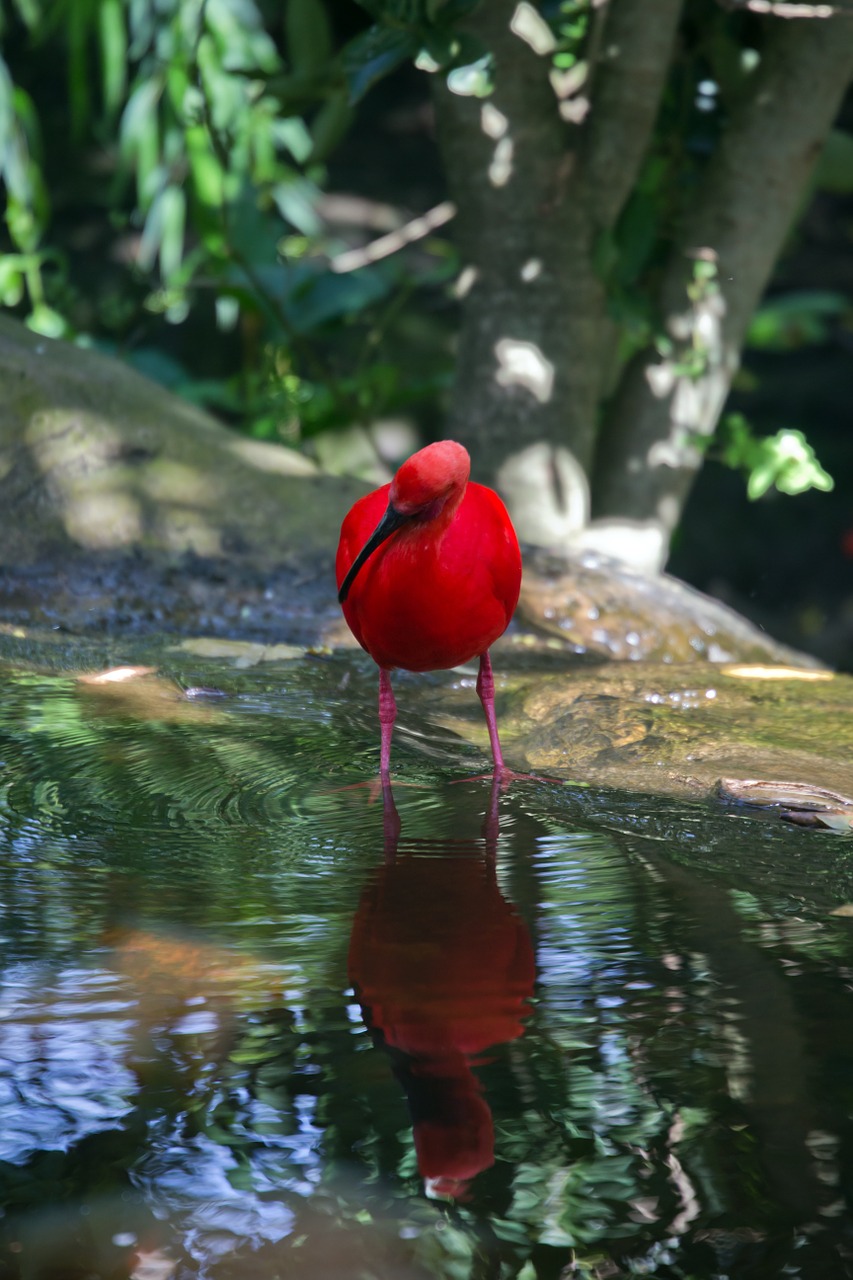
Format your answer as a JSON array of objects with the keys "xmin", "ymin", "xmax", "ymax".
[
  {"xmin": 0, "ymin": 0, "xmax": 846, "ymax": 500},
  {"xmin": 717, "ymin": 415, "xmax": 834, "ymax": 501},
  {"xmin": 669, "ymin": 262, "xmax": 841, "ymax": 500},
  {"xmin": 0, "ymin": 0, "xmax": 459, "ymax": 448},
  {"xmin": 0, "ymin": 3, "xmax": 58, "ymax": 335},
  {"xmin": 746, "ymin": 290, "xmax": 849, "ymax": 351}
]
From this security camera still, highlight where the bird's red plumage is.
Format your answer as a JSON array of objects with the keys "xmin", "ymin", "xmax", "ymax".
[{"xmin": 336, "ymin": 476, "xmax": 521, "ymax": 672}]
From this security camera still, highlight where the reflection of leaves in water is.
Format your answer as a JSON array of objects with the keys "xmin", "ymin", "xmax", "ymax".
[
  {"xmin": 18, "ymin": 681, "xmax": 294, "ymax": 827},
  {"xmin": 0, "ymin": 662, "xmax": 369, "ymax": 832},
  {"xmin": 0, "ymin": 667, "xmax": 369, "ymax": 881},
  {"xmin": 191, "ymin": 973, "xmax": 679, "ymax": 1274},
  {"xmin": 3, "ymin": 662, "xmax": 853, "ymax": 1277}
]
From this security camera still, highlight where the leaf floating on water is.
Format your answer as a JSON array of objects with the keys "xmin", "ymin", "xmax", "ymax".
[
  {"xmin": 721, "ymin": 665, "xmax": 833, "ymax": 681},
  {"xmin": 170, "ymin": 638, "xmax": 304, "ymax": 666},
  {"xmin": 77, "ymin": 665, "xmax": 158, "ymax": 684},
  {"xmin": 76, "ymin": 667, "xmax": 219, "ymax": 723},
  {"xmin": 780, "ymin": 809, "xmax": 853, "ymax": 833},
  {"xmin": 715, "ymin": 778, "xmax": 853, "ymax": 813},
  {"xmin": 130, "ymin": 1250, "xmax": 177, "ymax": 1280}
]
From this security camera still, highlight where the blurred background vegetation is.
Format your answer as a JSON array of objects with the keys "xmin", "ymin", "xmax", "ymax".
[{"xmin": 0, "ymin": 0, "xmax": 851, "ymax": 663}]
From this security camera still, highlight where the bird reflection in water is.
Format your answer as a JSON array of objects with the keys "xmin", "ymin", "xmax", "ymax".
[{"xmin": 348, "ymin": 780, "xmax": 535, "ymax": 1199}]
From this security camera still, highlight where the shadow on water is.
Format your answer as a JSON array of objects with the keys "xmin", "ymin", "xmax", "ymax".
[{"xmin": 1, "ymin": 650, "xmax": 853, "ymax": 1276}]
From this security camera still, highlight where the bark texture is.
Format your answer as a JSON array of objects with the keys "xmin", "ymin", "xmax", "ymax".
[
  {"xmin": 434, "ymin": 1, "xmax": 601, "ymax": 473},
  {"xmin": 593, "ymin": 12, "xmax": 853, "ymax": 561},
  {"xmin": 580, "ymin": 0, "xmax": 686, "ymax": 228},
  {"xmin": 433, "ymin": 0, "xmax": 683, "ymax": 547}
]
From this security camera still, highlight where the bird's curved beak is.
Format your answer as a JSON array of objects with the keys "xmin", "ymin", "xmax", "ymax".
[{"xmin": 338, "ymin": 503, "xmax": 412, "ymax": 604}]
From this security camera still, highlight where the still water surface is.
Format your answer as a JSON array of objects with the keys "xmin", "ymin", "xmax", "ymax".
[{"xmin": 1, "ymin": 649, "xmax": 853, "ymax": 1278}]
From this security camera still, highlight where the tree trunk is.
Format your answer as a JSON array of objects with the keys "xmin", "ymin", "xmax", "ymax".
[
  {"xmin": 592, "ymin": 11, "xmax": 853, "ymax": 570},
  {"xmin": 434, "ymin": 0, "xmax": 604, "ymax": 549},
  {"xmin": 433, "ymin": 0, "xmax": 684, "ymax": 549},
  {"xmin": 433, "ymin": 0, "xmax": 853, "ymax": 571}
]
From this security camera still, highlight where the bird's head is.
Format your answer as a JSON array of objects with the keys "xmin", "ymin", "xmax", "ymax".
[
  {"xmin": 338, "ymin": 441, "xmax": 471, "ymax": 604},
  {"xmin": 389, "ymin": 440, "xmax": 470, "ymax": 517}
]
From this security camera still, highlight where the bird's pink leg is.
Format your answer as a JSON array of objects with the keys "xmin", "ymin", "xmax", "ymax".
[
  {"xmin": 378, "ymin": 668, "xmax": 397, "ymax": 776},
  {"xmin": 476, "ymin": 650, "xmax": 506, "ymax": 774},
  {"xmin": 455, "ymin": 654, "xmax": 551, "ymax": 786}
]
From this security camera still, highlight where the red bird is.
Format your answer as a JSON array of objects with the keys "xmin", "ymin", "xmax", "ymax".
[{"xmin": 336, "ymin": 441, "xmax": 522, "ymax": 776}]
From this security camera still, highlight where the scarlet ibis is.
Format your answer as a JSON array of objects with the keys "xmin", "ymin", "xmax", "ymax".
[
  {"xmin": 336, "ymin": 441, "xmax": 522, "ymax": 775},
  {"xmin": 348, "ymin": 780, "xmax": 534, "ymax": 1197}
]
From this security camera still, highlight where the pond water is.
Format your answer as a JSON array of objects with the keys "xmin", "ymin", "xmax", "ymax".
[{"xmin": 1, "ymin": 643, "xmax": 853, "ymax": 1279}]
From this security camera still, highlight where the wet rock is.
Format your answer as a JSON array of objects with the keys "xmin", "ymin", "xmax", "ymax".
[
  {"xmin": 518, "ymin": 547, "xmax": 817, "ymax": 667},
  {"xmin": 0, "ymin": 317, "xmax": 363, "ymax": 642},
  {"xmin": 431, "ymin": 662, "xmax": 853, "ymax": 803}
]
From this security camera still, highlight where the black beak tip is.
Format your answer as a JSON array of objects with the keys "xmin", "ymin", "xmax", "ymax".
[{"xmin": 337, "ymin": 502, "xmax": 410, "ymax": 607}]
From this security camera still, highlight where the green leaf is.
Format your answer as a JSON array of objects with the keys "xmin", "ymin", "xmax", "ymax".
[
  {"xmin": 11, "ymin": 84, "xmax": 41, "ymax": 160},
  {"xmin": 341, "ymin": 24, "xmax": 418, "ymax": 103},
  {"xmin": 139, "ymin": 183, "xmax": 189, "ymax": 279},
  {"xmin": 99, "ymin": 0, "xmax": 128, "ymax": 119},
  {"xmin": 249, "ymin": 108, "xmax": 277, "ymax": 183},
  {"xmin": 0, "ymin": 256, "xmax": 24, "ymax": 305},
  {"xmin": 746, "ymin": 290, "xmax": 848, "ymax": 351},
  {"xmin": 718, "ymin": 412, "xmax": 754, "ymax": 466},
  {"xmin": 286, "ymin": 0, "xmax": 333, "ymax": 77},
  {"xmin": 186, "ymin": 124, "xmax": 224, "ymax": 207},
  {"xmin": 275, "ymin": 116, "xmax": 314, "ymax": 165},
  {"xmin": 0, "ymin": 77, "xmax": 46, "ymax": 236},
  {"xmin": 271, "ymin": 178, "xmax": 323, "ymax": 235},
  {"xmin": 120, "ymin": 79, "xmax": 162, "ymax": 209},
  {"xmin": 9, "ymin": 0, "xmax": 42, "ymax": 30},
  {"xmin": 26, "ymin": 303, "xmax": 68, "ymax": 338},
  {"xmin": 205, "ymin": 0, "xmax": 280, "ymax": 75},
  {"xmin": 746, "ymin": 461, "xmax": 778, "ymax": 501},
  {"xmin": 308, "ymin": 90, "xmax": 353, "ymax": 162},
  {"xmin": 747, "ymin": 429, "xmax": 833, "ymax": 500},
  {"xmin": 158, "ymin": 184, "xmax": 186, "ymax": 281},
  {"xmin": 7, "ymin": 181, "xmax": 46, "ymax": 252},
  {"xmin": 166, "ymin": 59, "xmax": 191, "ymax": 118},
  {"xmin": 719, "ymin": 417, "xmax": 834, "ymax": 501},
  {"xmin": 814, "ymin": 128, "xmax": 853, "ymax": 194},
  {"xmin": 239, "ymin": 259, "xmax": 394, "ymax": 332}
]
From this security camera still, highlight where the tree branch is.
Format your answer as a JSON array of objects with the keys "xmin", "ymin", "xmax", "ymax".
[
  {"xmin": 592, "ymin": 11, "xmax": 853, "ymax": 569},
  {"xmin": 580, "ymin": 0, "xmax": 686, "ymax": 229}
]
